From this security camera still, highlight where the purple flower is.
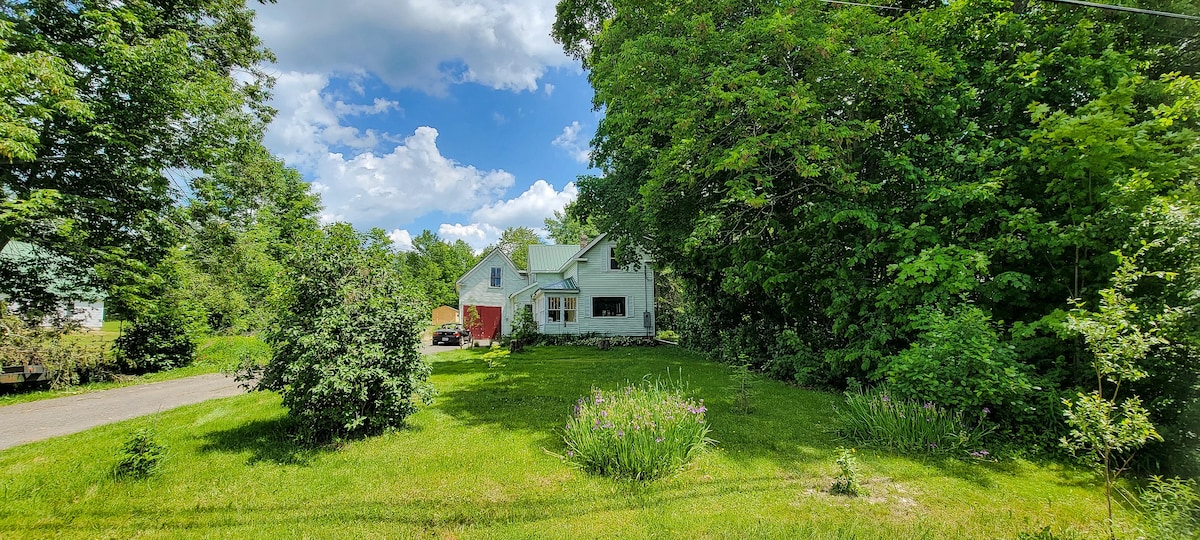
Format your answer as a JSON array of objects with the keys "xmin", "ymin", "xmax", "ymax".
[
  {"xmin": 929, "ymin": 443, "xmax": 937, "ymax": 449},
  {"xmin": 601, "ymin": 410, "xmax": 608, "ymax": 417},
  {"xmin": 923, "ymin": 402, "xmax": 934, "ymax": 410},
  {"xmin": 982, "ymin": 407, "xmax": 990, "ymax": 415},
  {"xmin": 567, "ymin": 450, "xmax": 575, "ymax": 457},
  {"xmin": 881, "ymin": 395, "xmax": 890, "ymax": 403},
  {"xmin": 655, "ymin": 437, "xmax": 663, "ymax": 443},
  {"xmin": 617, "ymin": 430, "xmax": 625, "ymax": 438}
]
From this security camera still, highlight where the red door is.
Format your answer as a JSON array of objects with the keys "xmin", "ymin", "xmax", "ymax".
[{"xmin": 463, "ymin": 305, "xmax": 502, "ymax": 340}]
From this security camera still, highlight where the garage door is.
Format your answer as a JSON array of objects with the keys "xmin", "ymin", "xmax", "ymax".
[{"xmin": 463, "ymin": 305, "xmax": 502, "ymax": 340}]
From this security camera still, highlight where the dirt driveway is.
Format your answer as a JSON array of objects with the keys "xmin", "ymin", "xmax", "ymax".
[{"xmin": 0, "ymin": 343, "xmax": 473, "ymax": 451}]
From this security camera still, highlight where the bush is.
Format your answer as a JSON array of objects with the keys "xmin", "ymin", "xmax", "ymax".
[
  {"xmin": 509, "ymin": 307, "xmax": 539, "ymax": 346},
  {"xmin": 258, "ymin": 224, "xmax": 433, "ymax": 442},
  {"xmin": 1136, "ymin": 476, "xmax": 1200, "ymax": 539},
  {"xmin": 561, "ymin": 379, "xmax": 713, "ymax": 481},
  {"xmin": 830, "ymin": 447, "xmax": 867, "ymax": 496},
  {"xmin": 884, "ymin": 306, "xmax": 1031, "ymax": 413},
  {"xmin": 114, "ymin": 428, "xmax": 165, "ymax": 479},
  {"xmin": 0, "ymin": 307, "xmax": 117, "ymax": 388},
  {"xmin": 114, "ymin": 311, "xmax": 197, "ymax": 374},
  {"xmin": 836, "ymin": 387, "xmax": 995, "ymax": 456}
]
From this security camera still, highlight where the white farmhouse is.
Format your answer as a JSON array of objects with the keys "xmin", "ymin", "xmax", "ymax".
[{"xmin": 455, "ymin": 234, "xmax": 655, "ymax": 340}]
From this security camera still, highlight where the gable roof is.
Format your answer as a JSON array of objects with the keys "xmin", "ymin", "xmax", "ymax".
[
  {"xmin": 527, "ymin": 244, "xmax": 580, "ymax": 273},
  {"xmin": 553, "ymin": 233, "xmax": 609, "ymax": 274},
  {"xmin": 455, "ymin": 247, "xmax": 522, "ymax": 288}
]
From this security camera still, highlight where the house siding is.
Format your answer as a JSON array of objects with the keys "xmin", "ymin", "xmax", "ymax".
[
  {"xmin": 457, "ymin": 250, "xmax": 526, "ymax": 337},
  {"xmin": 573, "ymin": 238, "xmax": 654, "ymax": 337}
]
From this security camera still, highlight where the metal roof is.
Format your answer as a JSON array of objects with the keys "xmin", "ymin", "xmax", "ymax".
[
  {"xmin": 526, "ymin": 244, "xmax": 581, "ymax": 273},
  {"xmin": 540, "ymin": 277, "xmax": 579, "ymax": 291}
]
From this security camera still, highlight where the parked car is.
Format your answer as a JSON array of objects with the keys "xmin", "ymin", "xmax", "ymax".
[{"xmin": 433, "ymin": 323, "xmax": 471, "ymax": 346}]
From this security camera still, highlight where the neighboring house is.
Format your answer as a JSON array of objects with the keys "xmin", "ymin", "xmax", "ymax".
[
  {"xmin": 431, "ymin": 305, "xmax": 459, "ymax": 326},
  {"xmin": 455, "ymin": 234, "xmax": 655, "ymax": 340},
  {"xmin": 0, "ymin": 241, "xmax": 105, "ymax": 329}
]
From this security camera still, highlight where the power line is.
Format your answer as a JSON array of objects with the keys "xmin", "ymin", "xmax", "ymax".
[{"xmin": 1038, "ymin": 0, "xmax": 1200, "ymax": 21}]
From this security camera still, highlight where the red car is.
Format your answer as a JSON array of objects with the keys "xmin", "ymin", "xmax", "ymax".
[{"xmin": 433, "ymin": 323, "xmax": 472, "ymax": 346}]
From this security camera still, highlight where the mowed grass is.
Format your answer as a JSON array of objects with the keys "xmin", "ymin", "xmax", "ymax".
[
  {"xmin": 0, "ymin": 346, "xmax": 1118, "ymax": 538},
  {"xmin": 0, "ymin": 334, "xmax": 268, "ymax": 407}
]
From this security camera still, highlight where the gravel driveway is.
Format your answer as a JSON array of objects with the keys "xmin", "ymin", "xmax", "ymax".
[{"xmin": 0, "ymin": 343, "xmax": 470, "ymax": 451}]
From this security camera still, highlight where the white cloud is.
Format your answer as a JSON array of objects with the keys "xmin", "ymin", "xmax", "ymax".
[
  {"xmin": 254, "ymin": 0, "xmax": 571, "ymax": 94},
  {"xmin": 471, "ymin": 180, "xmax": 577, "ymax": 229},
  {"xmin": 544, "ymin": 83, "xmax": 555, "ymax": 96},
  {"xmin": 439, "ymin": 222, "xmax": 502, "ymax": 252},
  {"xmin": 264, "ymin": 72, "xmax": 516, "ymax": 228},
  {"xmin": 388, "ymin": 229, "xmax": 415, "ymax": 251},
  {"xmin": 552, "ymin": 121, "xmax": 591, "ymax": 164}
]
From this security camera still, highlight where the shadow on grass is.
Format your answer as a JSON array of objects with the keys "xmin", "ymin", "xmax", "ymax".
[
  {"xmin": 432, "ymin": 345, "xmax": 841, "ymax": 470},
  {"xmin": 196, "ymin": 415, "xmax": 327, "ymax": 466}
]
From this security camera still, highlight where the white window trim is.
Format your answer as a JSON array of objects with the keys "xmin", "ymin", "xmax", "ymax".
[
  {"xmin": 489, "ymin": 267, "xmax": 502, "ymax": 288},
  {"xmin": 592, "ymin": 296, "xmax": 628, "ymax": 318}
]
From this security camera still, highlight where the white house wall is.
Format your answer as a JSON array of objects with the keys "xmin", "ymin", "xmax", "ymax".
[{"xmin": 457, "ymin": 250, "xmax": 526, "ymax": 337}]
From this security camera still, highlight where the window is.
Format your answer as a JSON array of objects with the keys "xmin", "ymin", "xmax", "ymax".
[
  {"xmin": 489, "ymin": 267, "xmax": 501, "ymax": 287},
  {"xmin": 547, "ymin": 296, "xmax": 577, "ymax": 323},
  {"xmin": 564, "ymin": 297, "xmax": 577, "ymax": 323},
  {"xmin": 609, "ymin": 247, "xmax": 619, "ymax": 270},
  {"xmin": 593, "ymin": 297, "xmax": 626, "ymax": 317}
]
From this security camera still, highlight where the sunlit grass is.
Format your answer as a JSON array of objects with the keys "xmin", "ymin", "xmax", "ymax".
[{"xmin": 0, "ymin": 345, "xmax": 1120, "ymax": 538}]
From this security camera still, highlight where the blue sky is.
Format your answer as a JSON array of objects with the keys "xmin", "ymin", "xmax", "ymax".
[{"xmin": 251, "ymin": 0, "xmax": 597, "ymax": 251}]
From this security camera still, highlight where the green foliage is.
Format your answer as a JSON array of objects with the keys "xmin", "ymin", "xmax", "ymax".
[
  {"xmin": 561, "ymin": 379, "xmax": 713, "ymax": 481},
  {"xmin": 0, "ymin": 305, "xmax": 115, "ymax": 387},
  {"xmin": 493, "ymin": 226, "xmax": 543, "ymax": 271},
  {"xmin": 113, "ymin": 428, "xmax": 165, "ymax": 480},
  {"xmin": 1136, "ymin": 476, "xmax": 1200, "ymax": 540},
  {"xmin": 544, "ymin": 200, "xmax": 600, "ymax": 245},
  {"xmin": 0, "ymin": 0, "xmax": 275, "ymax": 312},
  {"xmin": 728, "ymin": 359, "xmax": 757, "ymax": 415},
  {"xmin": 509, "ymin": 307, "xmax": 540, "ymax": 346},
  {"xmin": 655, "ymin": 330, "xmax": 679, "ymax": 341},
  {"xmin": 837, "ymin": 387, "xmax": 995, "ymax": 457},
  {"xmin": 830, "ymin": 447, "xmax": 867, "ymax": 497},
  {"xmin": 400, "ymin": 230, "xmax": 480, "ymax": 309},
  {"xmin": 259, "ymin": 223, "xmax": 433, "ymax": 443},
  {"xmin": 481, "ymin": 343, "xmax": 509, "ymax": 379},
  {"xmin": 553, "ymin": 0, "xmax": 1200, "ymax": 472},
  {"xmin": 114, "ymin": 311, "xmax": 198, "ymax": 374},
  {"xmin": 885, "ymin": 306, "xmax": 1030, "ymax": 414},
  {"xmin": 1061, "ymin": 248, "xmax": 1168, "ymax": 538}
]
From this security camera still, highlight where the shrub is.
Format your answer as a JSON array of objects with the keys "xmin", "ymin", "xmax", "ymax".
[
  {"xmin": 884, "ymin": 306, "xmax": 1030, "ymax": 413},
  {"xmin": 0, "ymin": 306, "xmax": 117, "ymax": 388},
  {"xmin": 561, "ymin": 379, "xmax": 713, "ymax": 481},
  {"xmin": 655, "ymin": 329, "xmax": 680, "ymax": 341},
  {"xmin": 114, "ymin": 428, "xmax": 165, "ymax": 479},
  {"xmin": 509, "ymin": 308, "xmax": 539, "ymax": 346},
  {"xmin": 481, "ymin": 343, "xmax": 509, "ymax": 379},
  {"xmin": 258, "ymin": 224, "xmax": 433, "ymax": 443},
  {"xmin": 830, "ymin": 447, "xmax": 867, "ymax": 496},
  {"xmin": 836, "ymin": 387, "xmax": 995, "ymax": 456},
  {"xmin": 1136, "ymin": 476, "xmax": 1200, "ymax": 540},
  {"xmin": 114, "ymin": 311, "xmax": 197, "ymax": 374}
]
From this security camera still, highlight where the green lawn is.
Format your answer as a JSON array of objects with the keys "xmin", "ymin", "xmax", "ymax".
[
  {"xmin": 0, "ymin": 345, "xmax": 1123, "ymax": 538},
  {"xmin": 0, "ymin": 334, "xmax": 267, "ymax": 407}
]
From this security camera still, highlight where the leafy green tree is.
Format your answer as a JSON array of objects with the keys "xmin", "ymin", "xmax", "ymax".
[
  {"xmin": 553, "ymin": 0, "xmax": 1199, "ymax": 470},
  {"xmin": 259, "ymin": 223, "xmax": 433, "ymax": 442},
  {"xmin": 0, "ymin": 0, "xmax": 275, "ymax": 314},
  {"xmin": 1062, "ymin": 248, "xmax": 1170, "ymax": 539},
  {"xmin": 401, "ymin": 230, "xmax": 479, "ymax": 308},
  {"xmin": 544, "ymin": 200, "xmax": 599, "ymax": 245},
  {"xmin": 494, "ymin": 226, "xmax": 543, "ymax": 270}
]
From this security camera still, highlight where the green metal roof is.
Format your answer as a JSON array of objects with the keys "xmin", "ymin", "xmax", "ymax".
[
  {"xmin": 526, "ymin": 244, "xmax": 581, "ymax": 273},
  {"xmin": 0, "ymin": 241, "xmax": 104, "ymax": 300},
  {"xmin": 541, "ymin": 277, "xmax": 578, "ymax": 291}
]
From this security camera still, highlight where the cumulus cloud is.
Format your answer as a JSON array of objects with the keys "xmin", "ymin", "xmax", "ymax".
[
  {"xmin": 552, "ymin": 121, "xmax": 591, "ymax": 164},
  {"xmin": 471, "ymin": 180, "xmax": 577, "ymax": 229},
  {"xmin": 439, "ymin": 222, "xmax": 502, "ymax": 251},
  {"xmin": 254, "ymin": 0, "xmax": 571, "ymax": 93},
  {"xmin": 388, "ymin": 229, "xmax": 415, "ymax": 251},
  {"xmin": 264, "ymin": 72, "xmax": 516, "ymax": 228}
]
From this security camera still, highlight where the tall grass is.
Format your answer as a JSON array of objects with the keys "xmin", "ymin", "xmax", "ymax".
[
  {"xmin": 837, "ymin": 386, "xmax": 994, "ymax": 456},
  {"xmin": 561, "ymin": 378, "xmax": 713, "ymax": 480}
]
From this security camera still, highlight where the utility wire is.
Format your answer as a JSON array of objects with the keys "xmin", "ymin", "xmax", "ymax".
[{"xmin": 1038, "ymin": 0, "xmax": 1200, "ymax": 21}]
